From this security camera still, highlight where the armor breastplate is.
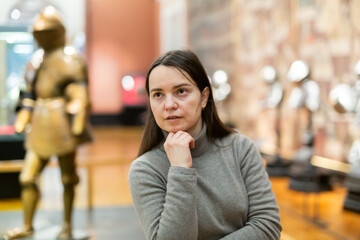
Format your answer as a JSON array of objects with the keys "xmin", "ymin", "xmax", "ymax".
[
  {"xmin": 25, "ymin": 46, "xmax": 89, "ymax": 158},
  {"xmin": 288, "ymin": 79, "xmax": 320, "ymax": 112},
  {"xmin": 265, "ymin": 82, "xmax": 283, "ymax": 108},
  {"xmin": 35, "ymin": 47, "xmax": 86, "ymax": 98}
]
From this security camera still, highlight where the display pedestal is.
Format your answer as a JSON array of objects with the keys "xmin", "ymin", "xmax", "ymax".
[
  {"xmin": 344, "ymin": 191, "xmax": 360, "ymax": 213},
  {"xmin": 289, "ymin": 156, "xmax": 333, "ymax": 193},
  {"xmin": 0, "ymin": 131, "xmax": 26, "ymax": 199},
  {"xmin": 288, "ymin": 142, "xmax": 333, "ymax": 193},
  {"xmin": 288, "ymin": 165, "xmax": 332, "ymax": 228},
  {"xmin": 288, "ymin": 144, "xmax": 333, "ymax": 227},
  {"xmin": 264, "ymin": 153, "xmax": 291, "ymax": 177},
  {"xmin": 288, "ymin": 174, "xmax": 332, "ymax": 193},
  {"xmin": 343, "ymin": 170, "xmax": 360, "ymax": 213}
]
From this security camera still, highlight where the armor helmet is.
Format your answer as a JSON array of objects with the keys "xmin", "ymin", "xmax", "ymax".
[
  {"xmin": 287, "ymin": 60, "xmax": 310, "ymax": 83},
  {"xmin": 32, "ymin": 6, "xmax": 66, "ymax": 51},
  {"xmin": 261, "ymin": 65, "xmax": 277, "ymax": 84}
]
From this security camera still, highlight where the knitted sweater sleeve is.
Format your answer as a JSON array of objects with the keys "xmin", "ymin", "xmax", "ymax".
[
  {"xmin": 220, "ymin": 136, "xmax": 282, "ymax": 240},
  {"xmin": 129, "ymin": 160, "xmax": 198, "ymax": 240}
]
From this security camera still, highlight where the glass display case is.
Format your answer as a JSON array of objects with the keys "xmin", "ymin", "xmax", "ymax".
[
  {"xmin": 0, "ymin": 26, "xmax": 33, "ymax": 199},
  {"xmin": 0, "ymin": 25, "xmax": 34, "ymax": 127}
]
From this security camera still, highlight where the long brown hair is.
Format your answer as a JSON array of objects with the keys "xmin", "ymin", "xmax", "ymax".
[{"xmin": 138, "ymin": 50, "xmax": 234, "ymax": 156}]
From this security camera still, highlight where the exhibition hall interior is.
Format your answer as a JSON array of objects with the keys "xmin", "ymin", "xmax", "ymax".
[{"xmin": 1, "ymin": 0, "xmax": 360, "ymax": 239}]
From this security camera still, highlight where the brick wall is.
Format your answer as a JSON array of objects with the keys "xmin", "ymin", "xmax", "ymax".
[{"xmin": 188, "ymin": 0, "xmax": 360, "ymax": 159}]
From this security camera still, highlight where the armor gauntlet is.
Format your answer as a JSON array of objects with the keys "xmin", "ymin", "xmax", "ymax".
[
  {"xmin": 65, "ymin": 82, "xmax": 90, "ymax": 136},
  {"xmin": 14, "ymin": 109, "xmax": 32, "ymax": 133},
  {"xmin": 14, "ymin": 93, "xmax": 35, "ymax": 133}
]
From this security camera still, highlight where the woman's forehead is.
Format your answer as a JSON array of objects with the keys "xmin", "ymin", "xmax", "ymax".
[{"xmin": 149, "ymin": 65, "xmax": 196, "ymax": 87}]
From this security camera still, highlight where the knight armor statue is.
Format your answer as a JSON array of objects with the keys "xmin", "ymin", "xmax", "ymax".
[
  {"xmin": 329, "ymin": 59, "xmax": 360, "ymax": 213},
  {"xmin": 259, "ymin": 65, "xmax": 291, "ymax": 176},
  {"xmin": 287, "ymin": 60, "xmax": 320, "ymax": 115},
  {"xmin": 286, "ymin": 60, "xmax": 332, "ymax": 194},
  {"xmin": 3, "ymin": 6, "xmax": 91, "ymax": 240},
  {"xmin": 261, "ymin": 65, "xmax": 283, "ymax": 109}
]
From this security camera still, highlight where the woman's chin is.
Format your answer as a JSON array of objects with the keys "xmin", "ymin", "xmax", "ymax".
[{"xmin": 163, "ymin": 126, "xmax": 185, "ymax": 133}]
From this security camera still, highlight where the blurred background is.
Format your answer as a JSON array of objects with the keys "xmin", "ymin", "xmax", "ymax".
[{"xmin": 1, "ymin": 0, "xmax": 360, "ymax": 239}]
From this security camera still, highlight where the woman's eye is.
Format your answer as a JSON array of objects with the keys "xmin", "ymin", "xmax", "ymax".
[
  {"xmin": 153, "ymin": 92, "xmax": 162, "ymax": 98},
  {"xmin": 178, "ymin": 89, "xmax": 187, "ymax": 95}
]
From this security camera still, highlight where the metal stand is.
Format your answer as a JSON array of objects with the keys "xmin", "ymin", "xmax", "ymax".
[
  {"xmin": 288, "ymin": 135, "xmax": 333, "ymax": 227},
  {"xmin": 343, "ymin": 171, "xmax": 360, "ymax": 213}
]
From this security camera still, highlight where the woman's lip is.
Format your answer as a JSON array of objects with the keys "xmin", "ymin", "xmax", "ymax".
[{"xmin": 166, "ymin": 116, "xmax": 180, "ymax": 120}]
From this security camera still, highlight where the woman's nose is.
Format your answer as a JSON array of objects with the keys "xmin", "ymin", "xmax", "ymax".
[{"xmin": 164, "ymin": 95, "xmax": 177, "ymax": 110}]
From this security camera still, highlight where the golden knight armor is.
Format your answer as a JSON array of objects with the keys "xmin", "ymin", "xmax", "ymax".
[{"xmin": 3, "ymin": 6, "xmax": 91, "ymax": 240}]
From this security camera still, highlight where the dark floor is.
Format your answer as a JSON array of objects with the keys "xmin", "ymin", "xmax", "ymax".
[{"xmin": 0, "ymin": 206, "xmax": 146, "ymax": 240}]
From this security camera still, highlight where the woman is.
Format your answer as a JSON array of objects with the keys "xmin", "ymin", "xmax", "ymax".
[{"xmin": 129, "ymin": 50, "xmax": 282, "ymax": 240}]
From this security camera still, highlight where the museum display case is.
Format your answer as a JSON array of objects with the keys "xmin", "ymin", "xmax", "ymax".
[
  {"xmin": 0, "ymin": 25, "xmax": 33, "ymax": 127},
  {"xmin": 0, "ymin": 25, "xmax": 33, "ymax": 199}
]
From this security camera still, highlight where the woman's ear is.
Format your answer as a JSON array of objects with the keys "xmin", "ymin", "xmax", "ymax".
[{"xmin": 201, "ymin": 87, "xmax": 210, "ymax": 110}]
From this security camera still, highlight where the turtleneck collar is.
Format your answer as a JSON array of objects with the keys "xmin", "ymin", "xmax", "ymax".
[{"xmin": 160, "ymin": 123, "xmax": 209, "ymax": 158}]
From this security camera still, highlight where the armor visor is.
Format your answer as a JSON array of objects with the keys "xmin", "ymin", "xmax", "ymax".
[
  {"xmin": 32, "ymin": 6, "xmax": 66, "ymax": 50},
  {"xmin": 33, "ymin": 28, "xmax": 65, "ymax": 50}
]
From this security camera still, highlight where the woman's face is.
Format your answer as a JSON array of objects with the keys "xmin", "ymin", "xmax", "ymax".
[{"xmin": 149, "ymin": 65, "xmax": 209, "ymax": 137}]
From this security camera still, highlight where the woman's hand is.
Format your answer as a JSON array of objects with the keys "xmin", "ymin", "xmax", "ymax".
[{"xmin": 164, "ymin": 131, "xmax": 195, "ymax": 168}]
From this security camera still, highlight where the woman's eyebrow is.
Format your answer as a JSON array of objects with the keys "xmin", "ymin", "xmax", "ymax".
[
  {"xmin": 150, "ymin": 88, "xmax": 162, "ymax": 93},
  {"xmin": 173, "ymin": 83, "xmax": 192, "ymax": 89},
  {"xmin": 150, "ymin": 83, "xmax": 191, "ymax": 93}
]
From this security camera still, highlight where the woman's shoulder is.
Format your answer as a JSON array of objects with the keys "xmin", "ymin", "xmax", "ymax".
[
  {"xmin": 131, "ymin": 147, "xmax": 161, "ymax": 166},
  {"xmin": 130, "ymin": 145, "xmax": 169, "ymax": 175}
]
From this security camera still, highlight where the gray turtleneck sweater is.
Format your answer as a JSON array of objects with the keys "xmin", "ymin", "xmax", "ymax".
[{"xmin": 129, "ymin": 125, "xmax": 282, "ymax": 240}]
